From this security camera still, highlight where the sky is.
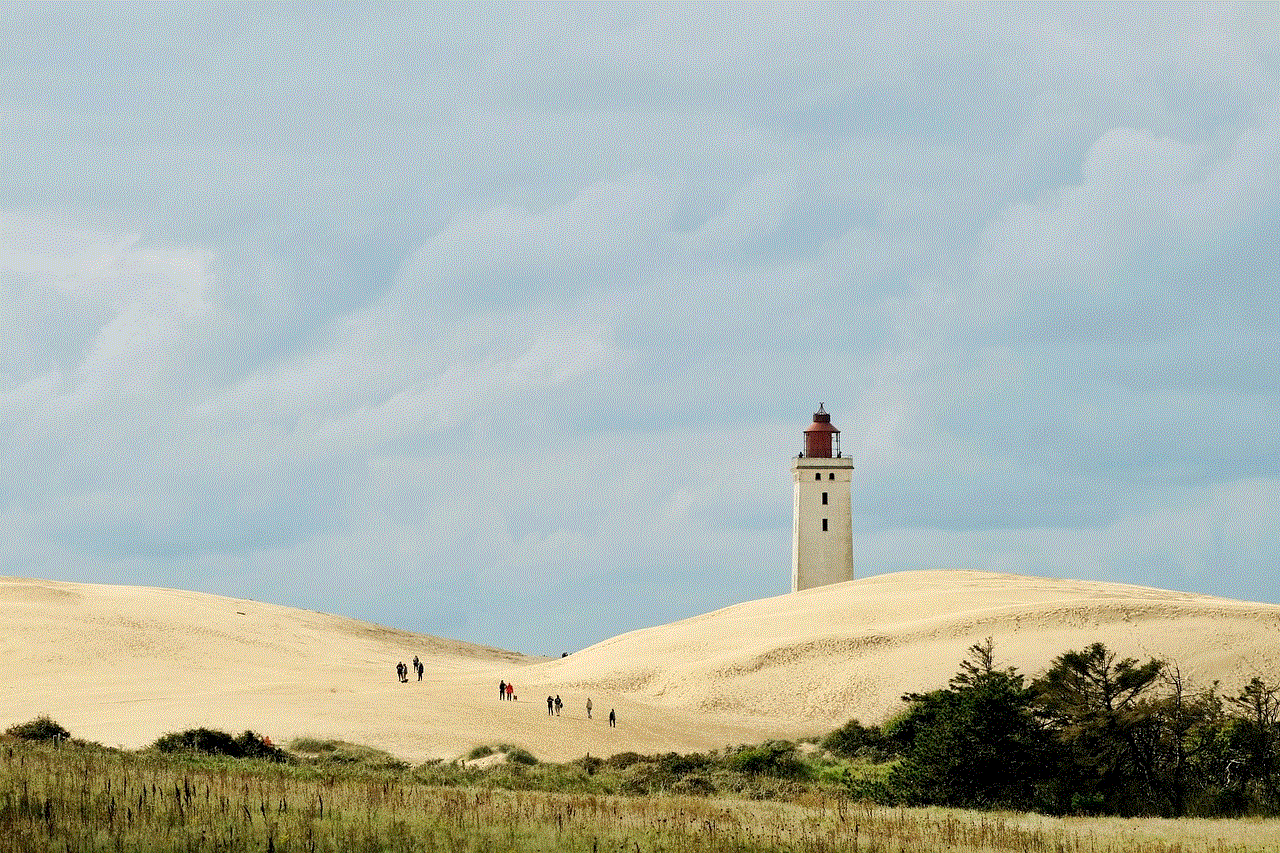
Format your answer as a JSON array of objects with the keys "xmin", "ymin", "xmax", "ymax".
[{"xmin": 1, "ymin": 3, "xmax": 1277, "ymax": 656}]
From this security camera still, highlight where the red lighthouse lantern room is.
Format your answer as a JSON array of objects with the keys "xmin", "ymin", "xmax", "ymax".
[{"xmin": 802, "ymin": 403, "xmax": 841, "ymax": 459}]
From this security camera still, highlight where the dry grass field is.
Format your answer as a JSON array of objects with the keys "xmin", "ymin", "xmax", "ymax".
[{"xmin": 5, "ymin": 738, "xmax": 1280, "ymax": 852}]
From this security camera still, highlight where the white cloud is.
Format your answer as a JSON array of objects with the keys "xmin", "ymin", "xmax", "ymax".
[
  {"xmin": 0, "ymin": 5, "xmax": 1276, "ymax": 653},
  {"xmin": 397, "ymin": 171, "xmax": 677, "ymax": 304},
  {"xmin": 1, "ymin": 215, "xmax": 220, "ymax": 434}
]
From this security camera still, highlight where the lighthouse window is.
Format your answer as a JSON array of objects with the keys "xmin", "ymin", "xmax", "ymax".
[
  {"xmin": 815, "ymin": 473, "xmax": 822, "ymax": 481},
  {"xmin": 822, "ymin": 518, "xmax": 829, "ymax": 531},
  {"xmin": 828, "ymin": 473, "xmax": 835, "ymax": 480},
  {"xmin": 822, "ymin": 492, "xmax": 828, "ymax": 505}
]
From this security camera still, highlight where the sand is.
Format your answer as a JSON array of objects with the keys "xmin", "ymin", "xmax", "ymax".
[{"xmin": 4, "ymin": 570, "xmax": 1280, "ymax": 763}]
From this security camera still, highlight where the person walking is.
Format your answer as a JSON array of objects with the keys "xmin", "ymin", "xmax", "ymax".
[
  {"xmin": 547, "ymin": 695, "xmax": 554, "ymax": 715},
  {"xmin": 415, "ymin": 659, "xmax": 423, "ymax": 681},
  {"xmin": 586, "ymin": 697, "xmax": 592, "ymax": 719},
  {"xmin": 500, "ymin": 679, "xmax": 506, "ymax": 701},
  {"xmin": 554, "ymin": 695, "xmax": 562, "ymax": 716},
  {"xmin": 608, "ymin": 708, "xmax": 616, "ymax": 727},
  {"xmin": 506, "ymin": 682, "xmax": 514, "ymax": 700}
]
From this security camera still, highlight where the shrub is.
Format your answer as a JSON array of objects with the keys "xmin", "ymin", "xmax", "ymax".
[
  {"xmin": 654, "ymin": 751, "xmax": 713, "ymax": 775},
  {"xmin": 671, "ymin": 773, "xmax": 715, "ymax": 795},
  {"xmin": 292, "ymin": 739, "xmax": 408, "ymax": 771},
  {"xmin": 605, "ymin": 751, "xmax": 646, "ymax": 769},
  {"xmin": 726, "ymin": 741, "xmax": 805, "ymax": 778},
  {"xmin": 505, "ymin": 746, "xmax": 538, "ymax": 766},
  {"xmin": 235, "ymin": 730, "xmax": 288, "ymax": 761},
  {"xmin": 615, "ymin": 751, "xmax": 718, "ymax": 795},
  {"xmin": 154, "ymin": 727, "xmax": 235, "ymax": 755},
  {"xmin": 152, "ymin": 728, "xmax": 288, "ymax": 762},
  {"xmin": 6, "ymin": 716, "xmax": 70, "ymax": 742},
  {"xmin": 823, "ymin": 719, "xmax": 893, "ymax": 760},
  {"xmin": 290, "ymin": 737, "xmax": 338, "ymax": 754}
]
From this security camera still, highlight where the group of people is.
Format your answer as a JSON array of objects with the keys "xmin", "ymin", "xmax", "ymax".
[
  {"xmin": 389, "ymin": 663, "xmax": 616, "ymax": 725},
  {"xmin": 498, "ymin": 684, "xmax": 613, "ymax": 726},
  {"xmin": 396, "ymin": 656, "xmax": 424, "ymax": 683}
]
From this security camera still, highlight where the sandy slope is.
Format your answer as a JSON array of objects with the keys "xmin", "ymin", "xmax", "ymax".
[{"xmin": 4, "ymin": 570, "xmax": 1280, "ymax": 763}]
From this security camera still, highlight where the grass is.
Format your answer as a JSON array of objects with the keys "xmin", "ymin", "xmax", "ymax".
[
  {"xmin": 5, "ymin": 737, "xmax": 1280, "ymax": 852},
  {"xmin": 288, "ymin": 737, "xmax": 411, "ymax": 772}
]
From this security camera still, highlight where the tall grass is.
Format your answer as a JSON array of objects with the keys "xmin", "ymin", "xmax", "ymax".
[{"xmin": 5, "ymin": 739, "xmax": 1280, "ymax": 852}]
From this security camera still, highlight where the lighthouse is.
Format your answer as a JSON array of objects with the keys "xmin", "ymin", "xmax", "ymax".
[{"xmin": 792, "ymin": 403, "xmax": 854, "ymax": 592}]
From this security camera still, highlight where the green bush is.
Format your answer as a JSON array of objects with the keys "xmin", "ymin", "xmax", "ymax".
[
  {"xmin": 505, "ymin": 746, "xmax": 538, "ymax": 765},
  {"xmin": 725, "ymin": 741, "xmax": 805, "ymax": 778},
  {"xmin": 885, "ymin": 668, "xmax": 1051, "ymax": 811},
  {"xmin": 671, "ymin": 773, "xmax": 716, "ymax": 795},
  {"xmin": 290, "ymin": 738, "xmax": 408, "ymax": 771},
  {"xmin": 6, "ymin": 716, "xmax": 70, "ymax": 742},
  {"xmin": 604, "ymin": 751, "xmax": 646, "ymax": 769},
  {"xmin": 152, "ymin": 728, "xmax": 289, "ymax": 762},
  {"xmin": 289, "ymin": 737, "xmax": 339, "ymax": 754},
  {"xmin": 654, "ymin": 751, "xmax": 713, "ymax": 775},
  {"xmin": 615, "ymin": 751, "xmax": 719, "ymax": 795},
  {"xmin": 822, "ymin": 719, "xmax": 893, "ymax": 760},
  {"xmin": 838, "ymin": 765, "xmax": 894, "ymax": 801}
]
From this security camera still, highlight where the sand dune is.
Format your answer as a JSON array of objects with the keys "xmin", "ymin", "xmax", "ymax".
[{"xmin": 4, "ymin": 571, "xmax": 1280, "ymax": 763}]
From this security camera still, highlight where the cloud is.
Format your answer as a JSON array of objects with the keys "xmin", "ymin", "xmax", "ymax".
[
  {"xmin": 976, "ymin": 122, "xmax": 1269, "ymax": 306},
  {"xmin": 0, "ymin": 5, "xmax": 1277, "ymax": 653},
  {"xmin": 858, "ymin": 477, "xmax": 1280, "ymax": 596},
  {"xmin": 397, "ymin": 171, "xmax": 677, "ymax": 311}
]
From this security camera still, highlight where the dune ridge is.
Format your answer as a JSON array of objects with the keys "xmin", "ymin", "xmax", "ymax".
[{"xmin": 4, "ymin": 570, "xmax": 1279, "ymax": 762}]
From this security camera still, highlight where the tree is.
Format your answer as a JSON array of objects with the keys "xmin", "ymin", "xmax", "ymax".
[
  {"xmin": 1226, "ymin": 676, "xmax": 1280, "ymax": 808},
  {"xmin": 887, "ymin": 639, "xmax": 1054, "ymax": 811},
  {"xmin": 1032, "ymin": 642, "xmax": 1165, "ymax": 814},
  {"xmin": 822, "ymin": 718, "xmax": 892, "ymax": 761},
  {"xmin": 1127, "ymin": 667, "xmax": 1226, "ymax": 816}
]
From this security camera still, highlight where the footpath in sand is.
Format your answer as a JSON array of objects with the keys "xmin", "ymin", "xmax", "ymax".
[{"xmin": 3, "ymin": 570, "xmax": 1280, "ymax": 763}]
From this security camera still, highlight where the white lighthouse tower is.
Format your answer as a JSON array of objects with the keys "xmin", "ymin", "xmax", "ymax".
[{"xmin": 792, "ymin": 403, "xmax": 854, "ymax": 592}]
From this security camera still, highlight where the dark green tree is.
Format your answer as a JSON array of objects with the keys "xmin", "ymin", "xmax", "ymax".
[
  {"xmin": 1226, "ymin": 676, "xmax": 1280, "ymax": 809},
  {"xmin": 887, "ymin": 638, "xmax": 1054, "ymax": 811},
  {"xmin": 1127, "ymin": 667, "xmax": 1227, "ymax": 816},
  {"xmin": 1032, "ymin": 642, "xmax": 1165, "ymax": 814},
  {"xmin": 822, "ymin": 718, "xmax": 892, "ymax": 760}
]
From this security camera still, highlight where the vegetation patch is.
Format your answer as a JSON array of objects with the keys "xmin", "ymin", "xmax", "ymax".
[
  {"xmin": 289, "ymin": 737, "xmax": 409, "ymax": 771},
  {"xmin": 5, "ymin": 715, "xmax": 70, "ymax": 743},
  {"xmin": 503, "ymin": 744, "xmax": 538, "ymax": 765},
  {"xmin": 726, "ymin": 740, "xmax": 806, "ymax": 777},
  {"xmin": 466, "ymin": 744, "xmax": 496, "ymax": 760},
  {"xmin": 10, "ymin": 736, "xmax": 1276, "ymax": 852},
  {"xmin": 843, "ymin": 638, "xmax": 1280, "ymax": 818},
  {"xmin": 151, "ymin": 727, "xmax": 289, "ymax": 762}
]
